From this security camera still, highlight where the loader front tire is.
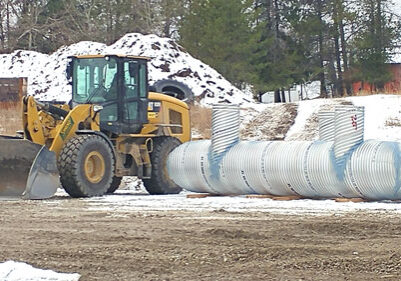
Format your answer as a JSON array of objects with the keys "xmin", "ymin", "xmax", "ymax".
[
  {"xmin": 58, "ymin": 135, "xmax": 114, "ymax": 198},
  {"xmin": 143, "ymin": 137, "xmax": 182, "ymax": 195}
]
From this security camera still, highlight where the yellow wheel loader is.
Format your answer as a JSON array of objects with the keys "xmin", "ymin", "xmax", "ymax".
[{"xmin": 0, "ymin": 55, "xmax": 190, "ymax": 199}]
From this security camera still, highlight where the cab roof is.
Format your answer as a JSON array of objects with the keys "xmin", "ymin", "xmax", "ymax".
[{"xmin": 71, "ymin": 54, "xmax": 151, "ymax": 60}]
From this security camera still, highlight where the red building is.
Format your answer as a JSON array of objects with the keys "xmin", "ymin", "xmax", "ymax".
[{"xmin": 352, "ymin": 63, "xmax": 401, "ymax": 94}]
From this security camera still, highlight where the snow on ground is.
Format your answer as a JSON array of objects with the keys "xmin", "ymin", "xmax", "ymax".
[
  {"xmin": 0, "ymin": 33, "xmax": 253, "ymax": 106},
  {"xmin": 285, "ymin": 98, "xmax": 352, "ymax": 141},
  {"xmin": 0, "ymin": 261, "xmax": 80, "ymax": 281},
  {"xmin": 282, "ymin": 94, "xmax": 401, "ymax": 142},
  {"xmin": 51, "ymin": 188, "xmax": 401, "ymax": 217},
  {"xmin": 242, "ymin": 96, "xmax": 352, "ymax": 142},
  {"xmin": 349, "ymin": 95, "xmax": 401, "ymax": 141}
]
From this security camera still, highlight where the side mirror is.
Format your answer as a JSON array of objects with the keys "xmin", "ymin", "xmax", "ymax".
[
  {"xmin": 93, "ymin": 105, "xmax": 104, "ymax": 112},
  {"xmin": 66, "ymin": 61, "xmax": 72, "ymax": 81}
]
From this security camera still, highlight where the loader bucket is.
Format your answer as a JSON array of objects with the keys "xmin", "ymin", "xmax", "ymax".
[{"xmin": 0, "ymin": 138, "xmax": 59, "ymax": 199}]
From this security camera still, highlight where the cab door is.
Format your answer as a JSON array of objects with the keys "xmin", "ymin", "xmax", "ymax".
[{"xmin": 120, "ymin": 59, "xmax": 149, "ymax": 134}]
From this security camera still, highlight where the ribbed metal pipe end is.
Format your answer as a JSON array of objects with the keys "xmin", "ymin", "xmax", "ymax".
[
  {"xmin": 334, "ymin": 106, "xmax": 365, "ymax": 170},
  {"xmin": 318, "ymin": 111, "xmax": 335, "ymax": 141},
  {"xmin": 211, "ymin": 104, "xmax": 240, "ymax": 163}
]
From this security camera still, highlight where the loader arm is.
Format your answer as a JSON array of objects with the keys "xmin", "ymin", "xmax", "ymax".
[
  {"xmin": 48, "ymin": 105, "xmax": 99, "ymax": 157},
  {"xmin": 23, "ymin": 96, "xmax": 100, "ymax": 157},
  {"xmin": 22, "ymin": 96, "xmax": 46, "ymax": 145}
]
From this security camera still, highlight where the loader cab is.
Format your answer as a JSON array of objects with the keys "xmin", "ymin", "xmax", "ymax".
[{"xmin": 68, "ymin": 55, "xmax": 149, "ymax": 134}]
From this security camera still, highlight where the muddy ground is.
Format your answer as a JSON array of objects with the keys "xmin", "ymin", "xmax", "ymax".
[{"xmin": 1, "ymin": 198, "xmax": 401, "ymax": 281}]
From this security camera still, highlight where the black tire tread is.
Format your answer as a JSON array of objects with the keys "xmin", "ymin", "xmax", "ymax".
[
  {"xmin": 143, "ymin": 137, "xmax": 182, "ymax": 195},
  {"xmin": 58, "ymin": 134, "xmax": 114, "ymax": 198}
]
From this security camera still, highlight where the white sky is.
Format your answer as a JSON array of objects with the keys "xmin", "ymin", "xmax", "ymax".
[{"xmin": 394, "ymin": 0, "xmax": 401, "ymax": 15}]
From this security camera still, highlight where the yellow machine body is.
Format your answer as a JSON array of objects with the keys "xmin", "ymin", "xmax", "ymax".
[
  {"xmin": 22, "ymin": 93, "xmax": 190, "ymax": 157},
  {"xmin": 0, "ymin": 55, "xmax": 191, "ymax": 199}
]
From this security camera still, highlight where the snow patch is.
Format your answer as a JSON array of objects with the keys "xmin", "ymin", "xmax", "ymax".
[
  {"xmin": 348, "ymin": 95, "xmax": 401, "ymax": 141},
  {"xmin": 282, "ymin": 95, "xmax": 401, "ymax": 142},
  {"xmin": 285, "ymin": 98, "xmax": 352, "ymax": 141},
  {"xmin": 240, "ymin": 94, "xmax": 401, "ymax": 146},
  {"xmin": 0, "ymin": 261, "xmax": 80, "ymax": 281},
  {"xmin": 75, "ymin": 189, "xmax": 401, "ymax": 216}
]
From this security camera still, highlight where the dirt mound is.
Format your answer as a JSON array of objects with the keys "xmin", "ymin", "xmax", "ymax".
[
  {"xmin": 286, "ymin": 99, "xmax": 353, "ymax": 141},
  {"xmin": 241, "ymin": 103, "xmax": 298, "ymax": 140},
  {"xmin": 240, "ymin": 99, "xmax": 356, "ymax": 142}
]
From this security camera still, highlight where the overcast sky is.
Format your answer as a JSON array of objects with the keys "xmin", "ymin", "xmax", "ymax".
[{"xmin": 394, "ymin": 0, "xmax": 401, "ymax": 16}]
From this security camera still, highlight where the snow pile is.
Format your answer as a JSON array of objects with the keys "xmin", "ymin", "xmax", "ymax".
[
  {"xmin": 286, "ymin": 94, "xmax": 401, "ymax": 141},
  {"xmin": 0, "ymin": 261, "xmax": 80, "ymax": 281},
  {"xmin": 285, "ymin": 98, "xmax": 352, "ymax": 141},
  {"xmin": 0, "ymin": 33, "xmax": 252, "ymax": 105},
  {"xmin": 243, "ymin": 94, "xmax": 401, "ymax": 142}
]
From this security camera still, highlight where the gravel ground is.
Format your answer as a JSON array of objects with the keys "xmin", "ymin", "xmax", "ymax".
[{"xmin": 1, "ymin": 191, "xmax": 401, "ymax": 281}]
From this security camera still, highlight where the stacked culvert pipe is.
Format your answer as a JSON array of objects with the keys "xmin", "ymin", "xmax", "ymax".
[{"xmin": 167, "ymin": 104, "xmax": 401, "ymax": 200}]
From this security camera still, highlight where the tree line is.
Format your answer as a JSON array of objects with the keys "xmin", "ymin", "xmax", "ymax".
[
  {"xmin": 1, "ymin": 0, "xmax": 400, "ymax": 99},
  {"xmin": 0, "ymin": 0, "xmax": 186, "ymax": 52}
]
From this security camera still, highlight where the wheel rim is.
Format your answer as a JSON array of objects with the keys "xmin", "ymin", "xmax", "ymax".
[{"xmin": 84, "ymin": 151, "xmax": 105, "ymax": 183}]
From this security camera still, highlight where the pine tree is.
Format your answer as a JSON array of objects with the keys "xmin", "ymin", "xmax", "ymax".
[
  {"xmin": 153, "ymin": 0, "xmax": 189, "ymax": 38},
  {"xmin": 252, "ymin": 0, "xmax": 310, "ymax": 99},
  {"xmin": 352, "ymin": 0, "xmax": 400, "ymax": 90},
  {"xmin": 179, "ymin": 0, "xmax": 257, "ymax": 89}
]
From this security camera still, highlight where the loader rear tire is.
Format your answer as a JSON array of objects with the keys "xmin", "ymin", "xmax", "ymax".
[
  {"xmin": 106, "ymin": 176, "xmax": 122, "ymax": 194},
  {"xmin": 143, "ymin": 137, "xmax": 182, "ymax": 195},
  {"xmin": 58, "ymin": 134, "xmax": 114, "ymax": 198}
]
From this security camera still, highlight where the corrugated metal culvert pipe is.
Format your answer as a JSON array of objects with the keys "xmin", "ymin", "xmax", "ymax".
[
  {"xmin": 318, "ymin": 111, "xmax": 335, "ymax": 141},
  {"xmin": 167, "ymin": 104, "xmax": 401, "ymax": 200}
]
